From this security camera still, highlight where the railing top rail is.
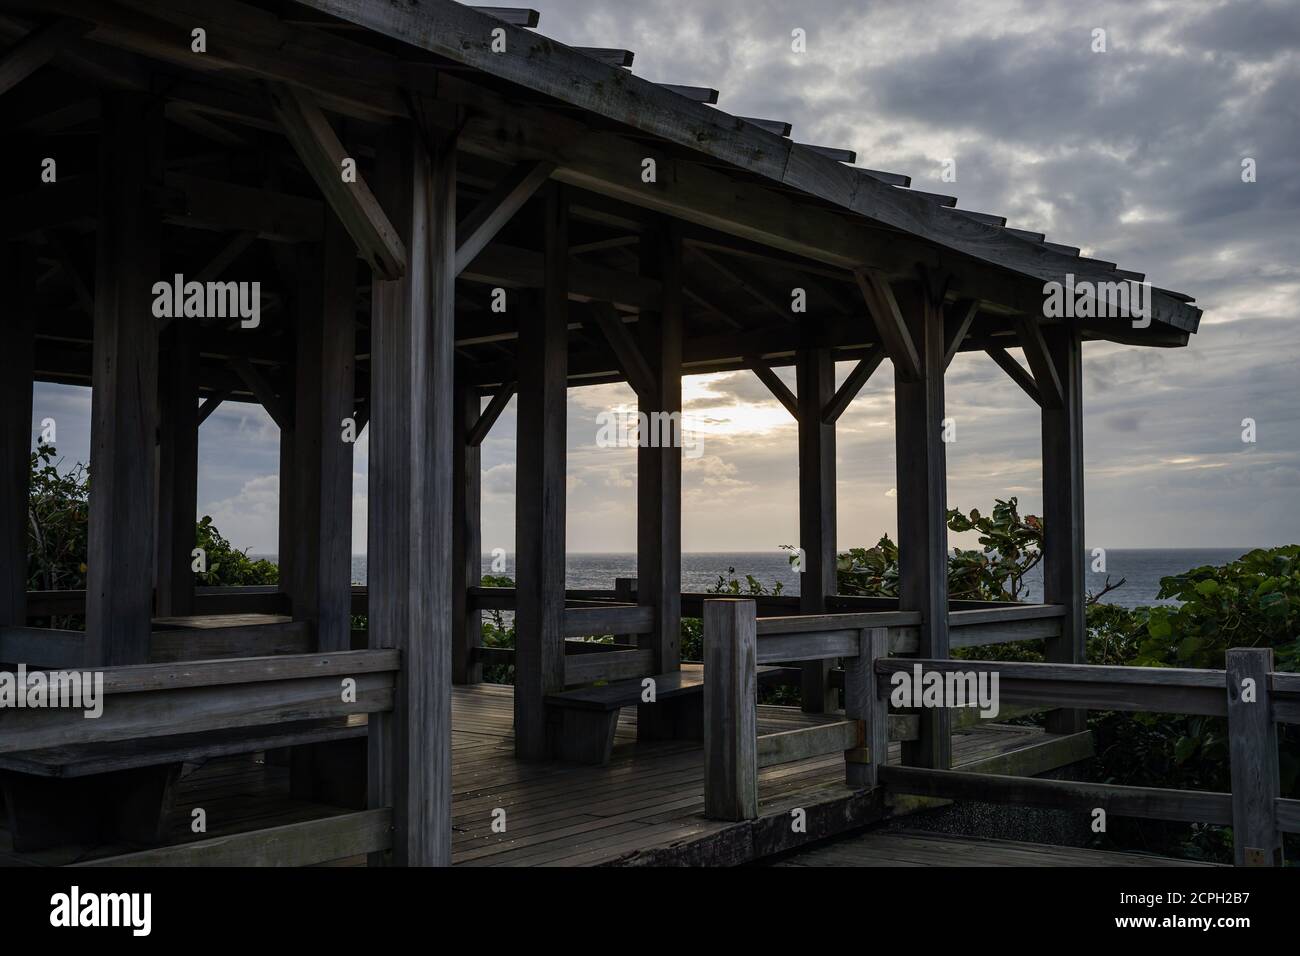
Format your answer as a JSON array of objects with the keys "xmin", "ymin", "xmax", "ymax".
[
  {"xmin": 7, "ymin": 649, "xmax": 401, "ymax": 696},
  {"xmin": 948, "ymin": 604, "xmax": 1065, "ymax": 626},
  {"xmin": 754, "ymin": 610, "xmax": 921, "ymax": 636},
  {"xmin": 875, "ymin": 655, "xmax": 1225, "ymax": 689}
]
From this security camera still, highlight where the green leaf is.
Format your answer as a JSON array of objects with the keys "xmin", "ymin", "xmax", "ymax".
[{"xmin": 1173, "ymin": 736, "xmax": 1197, "ymax": 764}]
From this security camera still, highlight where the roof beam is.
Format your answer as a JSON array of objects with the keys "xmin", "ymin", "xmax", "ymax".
[
  {"xmin": 821, "ymin": 349, "xmax": 884, "ymax": 424},
  {"xmin": 801, "ymin": 144, "xmax": 856, "ymax": 163},
  {"xmin": 578, "ymin": 48, "xmax": 633, "ymax": 67},
  {"xmin": 462, "ymin": 243, "xmax": 661, "ymax": 312},
  {"xmin": 454, "ymin": 160, "xmax": 555, "ymax": 275},
  {"xmin": 193, "ymin": 230, "xmax": 258, "ymax": 283},
  {"xmin": 942, "ymin": 298, "xmax": 979, "ymax": 369},
  {"xmin": 655, "ymin": 84, "xmax": 718, "ymax": 103},
  {"xmin": 750, "ymin": 363, "xmax": 799, "ymax": 420},
  {"xmin": 266, "ymin": 80, "xmax": 406, "ymax": 279},
  {"xmin": 985, "ymin": 348, "xmax": 1041, "ymax": 406},
  {"xmin": 855, "ymin": 270, "xmax": 920, "ymax": 381},
  {"xmin": 589, "ymin": 303, "xmax": 655, "ymax": 398},
  {"xmin": 228, "ymin": 357, "xmax": 290, "ymax": 428},
  {"xmin": 737, "ymin": 117, "xmax": 791, "ymax": 136},
  {"xmin": 690, "ymin": 247, "xmax": 792, "ymax": 324},
  {"xmin": 466, "ymin": 380, "xmax": 515, "ymax": 446},
  {"xmin": 1014, "ymin": 316, "xmax": 1065, "ymax": 409},
  {"xmin": 197, "ymin": 388, "xmax": 229, "ymax": 426},
  {"xmin": 0, "ymin": 16, "xmax": 88, "ymax": 96},
  {"xmin": 469, "ymin": 7, "xmax": 539, "ymax": 27}
]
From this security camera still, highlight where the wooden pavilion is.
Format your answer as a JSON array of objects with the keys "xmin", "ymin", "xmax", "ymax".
[{"xmin": 3, "ymin": 0, "xmax": 1288, "ymax": 869}]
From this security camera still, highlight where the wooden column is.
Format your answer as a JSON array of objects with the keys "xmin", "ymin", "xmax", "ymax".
[
  {"xmin": 1041, "ymin": 324, "xmax": 1086, "ymax": 734},
  {"xmin": 514, "ymin": 187, "xmax": 569, "ymax": 760},
  {"xmin": 277, "ymin": 426, "xmax": 296, "ymax": 596},
  {"xmin": 85, "ymin": 93, "xmax": 162, "ymax": 666},
  {"xmin": 796, "ymin": 344, "xmax": 837, "ymax": 712},
  {"xmin": 893, "ymin": 283, "xmax": 951, "ymax": 769},
  {"xmin": 636, "ymin": 223, "xmax": 683, "ymax": 680},
  {"xmin": 1226, "ymin": 647, "xmax": 1282, "ymax": 866},
  {"xmin": 0, "ymin": 244, "xmax": 35, "ymax": 627},
  {"xmin": 291, "ymin": 214, "xmax": 356, "ymax": 652},
  {"xmin": 703, "ymin": 598, "xmax": 758, "ymax": 820},
  {"xmin": 367, "ymin": 119, "xmax": 456, "ymax": 866},
  {"xmin": 452, "ymin": 380, "xmax": 482, "ymax": 684},
  {"xmin": 155, "ymin": 319, "xmax": 199, "ymax": 618}
]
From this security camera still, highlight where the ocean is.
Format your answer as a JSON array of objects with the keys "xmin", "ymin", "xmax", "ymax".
[{"xmin": 330, "ymin": 548, "xmax": 1256, "ymax": 609}]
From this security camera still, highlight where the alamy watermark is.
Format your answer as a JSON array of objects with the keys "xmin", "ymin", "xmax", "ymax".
[
  {"xmin": 0, "ymin": 664, "xmax": 104, "ymax": 718},
  {"xmin": 1043, "ymin": 273, "xmax": 1151, "ymax": 329},
  {"xmin": 890, "ymin": 663, "xmax": 1000, "ymax": 718},
  {"xmin": 595, "ymin": 409, "xmax": 703, "ymax": 459},
  {"xmin": 151, "ymin": 273, "xmax": 261, "ymax": 328}
]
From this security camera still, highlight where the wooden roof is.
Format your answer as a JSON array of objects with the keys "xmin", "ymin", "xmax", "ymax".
[{"xmin": 1, "ymin": 0, "xmax": 1202, "ymax": 411}]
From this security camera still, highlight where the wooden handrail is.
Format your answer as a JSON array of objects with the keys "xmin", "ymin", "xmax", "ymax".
[{"xmin": 0, "ymin": 650, "xmax": 398, "ymax": 754}]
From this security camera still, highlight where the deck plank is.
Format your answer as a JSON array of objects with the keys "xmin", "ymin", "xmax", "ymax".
[{"xmin": 0, "ymin": 683, "xmax": 1100, "ymax": 867}]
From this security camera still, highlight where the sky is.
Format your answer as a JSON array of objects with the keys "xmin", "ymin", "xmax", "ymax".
[{"xmin": 32, "ymin": 0, "xmax": 1300, "ymax": 556}]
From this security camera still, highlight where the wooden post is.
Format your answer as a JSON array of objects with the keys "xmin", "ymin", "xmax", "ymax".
[
  {"xmin": 277, "ymin": 426, "xmax": 296, "ymax": 596},
  {"xmin": 367, "ymin": 118, "xmax": 456, "ymax": 866},
  {"xmin": 514, "ymin": 186, "xmax": 569, "ymax": 760},
  {"xmin": 291, "ymin": 214, "xmax": 356, "ymax": 652},
  {"xmin": 155, "ymin": 319, "xmax": 199, "ymax": 618},
  {"xmin": 796, "ymin": 344, "xmax": 837, "ymax": 712},
  {"xmin": 703, "ymin": 598, "xmax": 758, "ymax": 820},
  {"xmin": 85, "ymin": 92, "xmax": 162, "ymax": 666},
  {"xmin": 452, "ymin": 380, "xmax": 482, "ymax": 684},
  {"xmin": 844, "ymin": 626, "xmax": 889, "ymax": 788},
  {"xmin": 1041, "ymin": 324, "xmax": 1086, "ymax": 734},
  {"xmin": 1226, "ymin": 647, "xmax": 1282, "ymax": 866},
  {"xmin": 892, "ymin": 283, "xmax": 951, "ymax": 769},
  {"xmin": 0, "ymin": 244, "xmax": 34, "ymax": 627},
  {"xmin": 636, "ymin": 221, "xmax": 683, "ymax": 682}
]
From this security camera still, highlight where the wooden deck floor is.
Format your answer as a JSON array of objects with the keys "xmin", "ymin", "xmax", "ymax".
[
  {"xmin": 773, "ymin": 829, "xmax": 1220, "ymax": 867},
  {"xmin": 0, "ymin": 683, "xmax": 1089, "ymax": 867}
]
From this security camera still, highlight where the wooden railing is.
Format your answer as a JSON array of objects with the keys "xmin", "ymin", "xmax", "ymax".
[
  {"xmin": 701, "ymin": 597, "xmax": 1295, "ymax": 865},
  {"xmin": 875, "ymin": 651, "xmax": 1298, "ymax": 865},
  {"xmin": 703, "ymin": 600, "xmax": 915, "ymax": 820},
  {"xmin": 0, "ymin": 650, "xmax": 399, "ymax": 866}
]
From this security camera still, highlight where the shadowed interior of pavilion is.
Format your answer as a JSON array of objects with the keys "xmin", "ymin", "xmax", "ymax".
[{"xmin": 2, "ymin": 0, "xmax": 1293, "ymax": 867}]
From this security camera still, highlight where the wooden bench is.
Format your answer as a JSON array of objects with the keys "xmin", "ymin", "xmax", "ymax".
[
  {"xmin": 545, "ymin": 664, "xmax": 788, "ymax": 765},
  {"xmin": 0, "ymin": 715, "xmax": 367, "ymax": 852}
]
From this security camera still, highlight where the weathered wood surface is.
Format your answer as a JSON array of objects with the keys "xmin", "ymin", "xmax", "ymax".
[
  {"xmin": 0, "ymin": 244, "xmax": 34, "ymax": 630},
  {"xmin": 562, "ymin": 649, "xmax": 656, "ymax": 686},
  {"xmin": 155, "ymin": 319, "xmax": 199, "ymax": 618},
  {"xmin": 774, "ymin": 830, "xmax": 1219, "ymax": 867},
  {"xmin": 0, "ymin": 715, "xmax": 368, "ymax": 778},
  {"xmin": 892, "ymin": 282, "xmax": 951, "ymax": 769},
  {"xmin": 0, "ymin": 651, "xmax": 397, "ymax": 753},
  {"xmin": 367, "ymin": 117, "xmax": 456, "ymax": 865},
  {"xmin": 288, "ymin": 213, "xmax": 356, "ymax": 654},
  {"xmin": 704, "ymin": 600, "xmax": 758, "ymax": 820},
  {"xmin": 880, "ymin": 765, "xmax": 1233, "ymax": 825},
  {"xmin": 757, "ymin": 720, "xmax": 859, "ymax": 769},
  {"xmin": 77, "ymin": 808, "xmax": 393, "ymax": 867},
  {"xmin": 874, "ymin": 657, "xmax": 1229, "ymax": 717},
  {"xmin": 514, "ymin": 189, "xmax": 570, "ymax": 759},
  {"xmin": 563, "ymin": 604, "xmax": 654, "ymax": 637},
  {"xmin": 1041, "ymin": 325, "xmax": 1087, "ymax": 734},
  {"xmin": 797, "ymin": 345, "xmax": 837, "ymax": 712},
  {"xmin": 453, "ymin": 383, "xmax": 483, "ymax": 684},
  {"xmin": 636, "ymin": 225, "xmax": 684, "ymax": 688},
  {"xmin": 85, "ymin": 91, "xmax": 162, "ymax": 667},
  {"xmin": 1226, "ymin": 648, "xmax": 1282, "ymax": 865},
  {"xmin": 0, "ymin": 684, "xmax": 1090, "ymax": 867}
]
